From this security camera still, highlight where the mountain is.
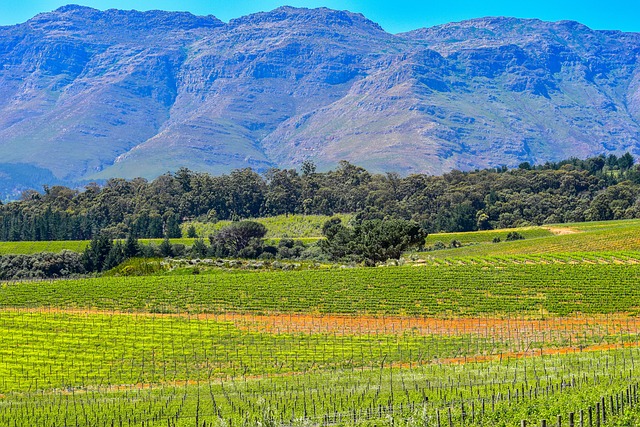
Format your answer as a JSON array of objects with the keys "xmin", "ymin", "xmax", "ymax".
[{"xmin": 0, "ymin": 5, "xmax": 639, "ymax": 197}]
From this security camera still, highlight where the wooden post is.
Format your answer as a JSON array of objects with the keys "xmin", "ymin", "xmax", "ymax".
[
  {"xmin": 610, "ymin": 395, "xmax": 615, "ymax": 416},
  {"xmin": 521, "ymin": 421, "xmax": 527, "ymax": 427},
  {"xmin": 557, "ymin": 415, "xmax": 562, "ymax": 427},
  {"xmin": 627, "ymin": 387, "xmax": 631, "ymax": 408}
]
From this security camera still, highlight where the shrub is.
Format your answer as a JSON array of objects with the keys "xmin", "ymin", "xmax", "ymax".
[
  {"xmin": 0, "ymin": 250, "xmax": 85, "ymax": 280},
  {"xmin": 506, "ymin": 231, "xmax": 525, "ymax": 241}
]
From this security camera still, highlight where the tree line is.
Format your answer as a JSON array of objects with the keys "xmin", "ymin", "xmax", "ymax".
[
  {"xmin": 0, "ymin": 215, "xmax": 428, "ymax": 280},
  {"xmin": 1, "ymin": 153, "xmax": 639, "ymax": 241}
]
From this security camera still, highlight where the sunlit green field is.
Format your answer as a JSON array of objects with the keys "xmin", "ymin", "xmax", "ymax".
[
  {"xmin": 0, "ymin": 238, "xmax": 197, "ymax": 255},
  {"xmin": 3, "ymin": 218, "xmax": 640, "ymax": 425},
  {"xmin": 419, "ymin": 218, "xmax": 640, "ymax": 258},
  {"xmin": 182, "ymin": 213, "xmax": 353, "ymax": 239}
]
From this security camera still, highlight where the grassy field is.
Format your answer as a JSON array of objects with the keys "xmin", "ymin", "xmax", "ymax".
[
  {"xmin": 425, "ymin": 226, "xmax": 554, "ymax": 245},
  {"xmin": 0, "ymin": 214, "xmax": 348, "ymax": 255},
  {"xmin": 3, "ymin": 216, "xmax": 637, "ymax": 257},
  {"xmin": 182, "ymin": 213, "xmax": 352, "ymax": 239},
  {"xmin": 419, "ymin": 218, "xmax": 640, "ymax": 258},
  {"xmin": 3, "ymin": 218, "xmax": 640, "ymax": 425},
  {"xmin": 0, "ymin": 238, "xmax": 197, "ymax": 255}
]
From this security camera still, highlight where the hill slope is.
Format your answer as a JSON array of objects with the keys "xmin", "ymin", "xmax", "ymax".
[{"xmin": 0, "ymin": 6, "xmax": 639, "ymax": 194}]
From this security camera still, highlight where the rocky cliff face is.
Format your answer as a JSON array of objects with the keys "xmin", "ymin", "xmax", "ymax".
[{"xmin": 0, "ymin": 5, "xmax": 639, "ymax": 194}]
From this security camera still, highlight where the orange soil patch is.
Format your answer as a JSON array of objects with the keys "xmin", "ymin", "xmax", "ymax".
[
  {"xmin": 3, "ymin": 307, "xmax": 638, "ymax": 341},
  {"xmin": 227, "ymin": 312, "xmax": 640, "ymax": 342}
]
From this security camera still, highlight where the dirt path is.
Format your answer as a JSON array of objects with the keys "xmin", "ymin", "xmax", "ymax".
[{"xmin": 545, "ymin": 226, "xmax": 581, "ymax": 235}]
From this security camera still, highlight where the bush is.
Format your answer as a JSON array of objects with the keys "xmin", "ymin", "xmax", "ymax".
[
  {"xmin": 431, "ymin": 241, "xmax": 446, "ymax": 250},
  {"xmin": 0, "ymin": 250, "xmax": 85, "ymax": 280},
  {"xmin": 190, "ymin": 239, "xmax": 208, "ymax": 258},
  {"xmin": 506, "ymin": 231, "xmax": 525, "ymax": 241},
  {"xmin": 321, "ymin": 218, "xmax": 427, "ymax": 265},
  {"xmin": 208, "ymin": 221, "xmax": 267, "ymax": 257}
]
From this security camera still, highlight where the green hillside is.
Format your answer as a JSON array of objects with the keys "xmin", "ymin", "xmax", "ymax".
[{"xmin": 419, "ymin": 218, "xmax": 640, "ymax": 258}]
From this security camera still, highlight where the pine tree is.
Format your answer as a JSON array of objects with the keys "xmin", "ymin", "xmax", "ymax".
[
  {"xmin": 104, "ymin": 241, "xmax": 125, "ymax": 271},
  {"xmin": 82, "ymin": 233, "xmax": 113, "ymax": 272},
  {"xmin": 159, "ymin": 236, "xmax": 174, "ymax": 257},
  {"xmin": 124, "ymin": 234, "xmax": 141, "ymax": 258},
  {"xmin": 191, "ymin": 238, "xmax": 208, "ymax": 258}
]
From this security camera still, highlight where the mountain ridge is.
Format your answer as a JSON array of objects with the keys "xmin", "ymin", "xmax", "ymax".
[{"xmin": 0, "ymin": 5, "xmax": 639, "ymax": 198}]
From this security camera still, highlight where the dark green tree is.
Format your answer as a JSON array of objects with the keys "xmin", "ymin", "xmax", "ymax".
[
  {"xmin": 506, "ymin": 231, "xmax": 525, "ymax": 241},
  {"xmin": 208, "ymin": 221, "xmax": 267, "ymax": 257},
  {"xmin": 82, "ymin": 233, "xmax": 113, "ymax": 272},
  {"xmin": 159, "ymin": 236, "xmax": 174, "ymax": 257},
  {"xmin": 164, "ymin": 211, "xmax": 182, "ymax": 238},
  {"xmin": 321, "ymin": 218, "xmax": 427, "ymax": 265},
  {"xmin": 104, "ymin": 241, "xmax": 125, "ymax": 270},
  {"xmin": 123, "ymin": 234, "xmax": 141, "ymax": 258},
  {"xmin": 190, "ymin": 238, "xmax": 208, "ymax": 258},
  {"xmin": 186, "ymin": 225, "xmax": 198, "ymax": 238},
  {"xmin": 618, "ymin": 152, "xmax": 635, "ymax": 171}
]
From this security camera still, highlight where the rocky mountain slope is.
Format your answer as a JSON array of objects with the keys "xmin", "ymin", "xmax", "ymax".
[{"xmin": 0, "ymin": 5, "xmax": 639, "ymax": 196}]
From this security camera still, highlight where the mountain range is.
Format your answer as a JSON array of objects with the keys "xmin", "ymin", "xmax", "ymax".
[{"xmin": 1, "ymin": 5, "xmax": 639, "ymax": 199}]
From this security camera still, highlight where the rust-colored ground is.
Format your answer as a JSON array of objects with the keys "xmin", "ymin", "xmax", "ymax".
[
  {"xmin": 4, "ymin": 307, "xmax": 636, "ymax": 395},
  {"xmin": 3, "ymin": 307, "xmax": 637, "ymax": 337}
]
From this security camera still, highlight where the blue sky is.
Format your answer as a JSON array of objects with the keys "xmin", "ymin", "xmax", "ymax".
[{"xmin": 1, "ymin": 0, "xmax": 639, "ymax": 33}]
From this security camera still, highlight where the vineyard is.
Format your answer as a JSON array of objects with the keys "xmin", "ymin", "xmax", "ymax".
[
  {"xmin": 422, "ymin": 219, "xmax": 640, "ymax": 258},
  {"xmin": 2, "ymin": 218, "xmax": 640, "ymax": 425}
]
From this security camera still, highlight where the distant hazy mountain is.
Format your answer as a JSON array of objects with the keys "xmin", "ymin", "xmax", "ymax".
[{"xmin": 0, "ymin": 5, "xmax": 639, "ymax": 197}]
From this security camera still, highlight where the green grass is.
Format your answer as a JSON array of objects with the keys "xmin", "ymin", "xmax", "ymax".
[
  {"xmin": 0, "ymin": 238, "xmax": 197, "ymax": 255},
  {"xmin": 5, "ymin": 217, "xmax": 639, "ymax": 257},
  {"xmin": 0, "ymin": 240, "xmax": 89, "ymax": 254},
  {"xmin": 182, "ymin": 213, "xmax": 352, "ymax": 239},
  {"xmin": 419, "ymin": 218, "xmax": 640, "ymax": 258},
  {"xmin": 556, "ymin": 218, "xmax": 640, "ymax": 231},
  {"xmin": 425, "ymin": 226, "xmax": 554, "ymax": 245}
]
